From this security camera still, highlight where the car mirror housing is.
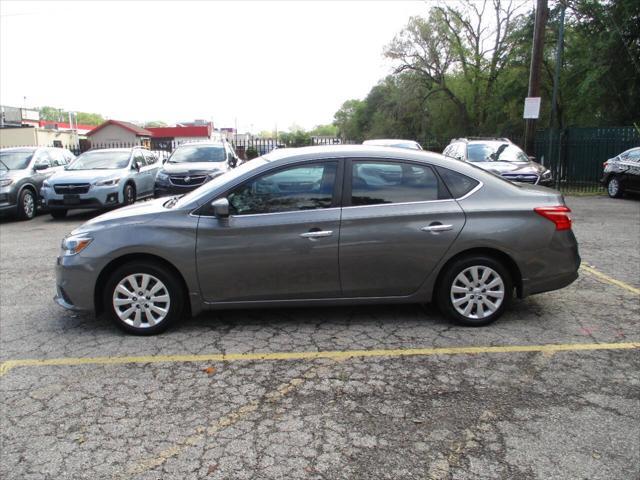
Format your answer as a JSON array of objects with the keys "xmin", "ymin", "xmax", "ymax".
[
  {"xmin": 33, "ymin": 162, "xmax": 49, "ymax": 171},
  {"xmin": 211, "ymin": 198, "xmax": 229, "ymax": 218},
  {"xmin": 132, "ymin": 161, "xmax": 141, "ymax": 171}
]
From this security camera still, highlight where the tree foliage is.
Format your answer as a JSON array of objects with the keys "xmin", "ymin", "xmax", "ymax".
[
  {"xmin": 333, "ymin": 0, "xmax": 640, "ymax": 147},
  {"xmin": 39, "ymin": 106, "xmax": 104, "ymax": 126}
]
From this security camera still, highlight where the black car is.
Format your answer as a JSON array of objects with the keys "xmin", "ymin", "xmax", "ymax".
[
  {"xmin": 154, "ymin": 141, "xmax": 239, "ymax": 197},
  {"xmin": 443, "ymin": 138, "xmax": 554, "ymax": 187},
  {"xmin": 601, "ymin": 147, "xmax": 640, "ymax": 198}
]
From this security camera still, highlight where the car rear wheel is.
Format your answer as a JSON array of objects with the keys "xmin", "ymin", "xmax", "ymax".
[
  {"xmin": 123, "ymin": 184, "xmax": 136, "ymax": 205},
  {"xmin": 436, "ymin": 255, "xmax": 512, "ymax": 327},
  {"xmin": 606, "ymin": 176, "xmax": 624, "ymax": 198},
  {"xmin": 17, "ymin": 189, "xmax": 36, "ymax": 220},
  {"xmin": 104, "ymin": 261, "xmax": 183, "ymax": 335},
  {"xmin": 50, "ymin": 209, "xmax": 67, "ymax": 219}
]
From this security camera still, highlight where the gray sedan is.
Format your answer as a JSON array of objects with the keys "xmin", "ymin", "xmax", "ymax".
[{"xmin": 55, "ymin": 145, "xmax": 580, "ymax": 335}]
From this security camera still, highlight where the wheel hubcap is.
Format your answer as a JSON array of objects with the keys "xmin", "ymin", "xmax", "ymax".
[
  {"xmin": 112, "ymin": 273, "xmax": 170, "ymax": 328},
  {"xmin": 608, "ymin": 179, "xmax": 619, "ymax": 196},
  {"xmin": 23, "ymin": 193, "xmax": 34, "ymax": 217},
  {"xmin": 450, "ymin": 266, "xmax": 505, "ymax": 320}
]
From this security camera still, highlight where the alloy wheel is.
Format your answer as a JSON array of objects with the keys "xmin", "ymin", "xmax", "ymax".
[
  {"xmin": 23, "ymin": 192, "xmax": 35, "ymax": 218},
  {"xmin": 112, "ymin": 273, "xmax": 170, "ymax": 328},
  {"xmin": 608, "ymin": 178, "xmax": 619, "ymax": 197},
  {"xmin": 450, "ymin": 265, "xmax": 505, "ymax": 320}
]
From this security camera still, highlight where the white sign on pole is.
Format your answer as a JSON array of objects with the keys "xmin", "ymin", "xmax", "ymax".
[{"xmin": 523, "ymin": 97, "xmax": 541, "ymax": 119}]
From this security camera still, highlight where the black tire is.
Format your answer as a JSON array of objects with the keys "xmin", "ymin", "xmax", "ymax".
[
  {"xmin": 50, "ymin": 209, "xmax": 68, "ymax": 219},
  {"xmin": 606, "ymin": 176, "xmax": 624, "ymax": 198},
  {"xmin": 123, "ymin": 183, "xmax": 136, "ymax": 205},
  {"xmin": 103, "ymin": 261, "xmax": 184, "ymax": 335},
  {"xmin": 17, "ymin": 189, "xmax": 37, "ymax": 220},
  {"xmin": 436, "ymin": 255, "xmax": 513, "ymax": 327}
]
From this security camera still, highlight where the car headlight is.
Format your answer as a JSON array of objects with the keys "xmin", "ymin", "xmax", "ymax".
[
  {"xmin": 94, "ymin": 178, "xmax": 120, "ymax": 187},
  {"xmin": 541, "ymin": 169, "xmax": 552, "ymax": 179},
  {"xmin": 156, "ymin": 172, "xmax": 169, "ymax": 181},
  {"xmin": 61, "ymin": 234, "xmax": 93, "ymax": 256},
  {"xmin": 42, "ymin": 180, "xmax": 50, "ymax": 188},
  {"xmin": 206, "ymin": 172, "xmax": 221, "ymax": 181},
  {"xmin": 0, "ymin": 179, "xmax": 13, "ymax": 187}
]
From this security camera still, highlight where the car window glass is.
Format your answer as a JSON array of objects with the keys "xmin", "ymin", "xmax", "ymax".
[
  {"xmin": 351, "ymin": 161, "xmax": 446, "ymax": 206},
  {"xmin": 144, "ymin": 151, "xmax": 157, "ymax": 165},
  {"xmin": 435, "ymin": 166, "xmax": 480, "ymax": 198},
  {"xmin": 228, "ymin": 162, "xmax": 337, "ymax": 215},
  {"xmin": 36, "ymin": 150, "xmax": 53, "ymax": 167},
  {"xmin": 134, "ymin": 152, "xmax": 146, "ymax": 167},
  {"xmin": 625, "ymin": 149, "xmax": 640, "ymax": 161},
  {"xmin": 49, "ymin": 149, "xmax": 66, "ymax": 166}
]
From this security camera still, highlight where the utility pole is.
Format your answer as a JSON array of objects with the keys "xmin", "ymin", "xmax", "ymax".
[{"xmin": 524, "ymin": 0, "xmax": 548, "ymax": 155}]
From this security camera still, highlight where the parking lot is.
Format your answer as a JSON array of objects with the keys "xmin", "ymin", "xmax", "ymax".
[{"xmin": 0, "ymin": 195, "xmax": 638, "ymax": 479}]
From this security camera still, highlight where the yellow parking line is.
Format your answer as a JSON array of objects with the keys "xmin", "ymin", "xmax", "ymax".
[
  {"xmin": 580, "ymin": 264, "xmax": 640, "ymax": 295},
  {"xmin": 1, "ymin": 342, "xmax": 638, "ymax": 377}
]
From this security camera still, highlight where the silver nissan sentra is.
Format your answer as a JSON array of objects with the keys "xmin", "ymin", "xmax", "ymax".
[{"xmin": 55, "ymin": 145, "xmax": 580, "ymax": 335}]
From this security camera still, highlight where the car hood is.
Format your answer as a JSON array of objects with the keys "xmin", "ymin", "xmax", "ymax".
[
  {"xmin": 72, "ymin": 197, "xmax": 168, "ymax": 234},
  {"xmin": 474, "ymin": 161, "xmax": 547, "ymax": 175},
  {"xmin": 0, "ymin": 169, "xmax": 30, "ymax": 181},
  {"xmin": 49, "ymin": 168, "xmax": 128, "ymax": 183},
  {"xmin": 161, "ymin": 162, "xmax": 227, "ymax": 175}
]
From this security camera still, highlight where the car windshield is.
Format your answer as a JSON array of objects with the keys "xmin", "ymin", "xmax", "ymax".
[
  {"xmin": 168, "ymin": 145, "xmax": 226, "ymax": 163},
  {"xmin": 169, "ymin": 158, "xmax": 268, "ymax": 209},
  {"xmin": 467, "ymin": 143, "xmax": 529, "ymax": 163},
  {"xmin": 0, "ymin": 150, "xmax": 34, "ymax": 170},
  {"xmin": 66, "ymin": 151, "xmax": 131, "ymax": 170}
]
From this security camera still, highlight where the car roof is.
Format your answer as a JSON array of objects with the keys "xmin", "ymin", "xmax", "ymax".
[
  {"xmin": 85, "ymin": 148, "xmax": 135, "ymax": 153},
  {"xmin": 363, "ymin": 139, "xmax": 419, "ymax": 145},
  {"xmin": 175, "ymin": 142, "xmax": 225, "ymax": 148},
  {"xmin": 0, "ymin": 147, "xmax": 38, "ymax": 152},
  {"xmin": 261, "ymin": 145, "xmax": 459, "ymax": 168}
]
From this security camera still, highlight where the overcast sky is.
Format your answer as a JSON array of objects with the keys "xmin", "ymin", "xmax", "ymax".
[{"xmin": 1, "ymin": 0, "xmax": 431, "ymax": 132}]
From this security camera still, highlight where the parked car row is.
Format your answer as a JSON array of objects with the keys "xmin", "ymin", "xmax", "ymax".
[{"xmin": 0, "ymin": 140, "xmax": 240, "ymax": 220}]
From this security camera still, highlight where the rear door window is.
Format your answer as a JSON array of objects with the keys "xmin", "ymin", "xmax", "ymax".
[{"xmin": 350, "ymin": 160, "xmax": 448, "ymax": 206}]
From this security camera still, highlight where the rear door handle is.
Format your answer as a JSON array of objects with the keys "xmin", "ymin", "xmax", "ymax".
[
  {"xmin": 300, "ymin": 230, "xmax": 333, "ymax": 239},
  {"xmin": 420, "ymin": 224, "xmax": 453, "ymax": 233}
]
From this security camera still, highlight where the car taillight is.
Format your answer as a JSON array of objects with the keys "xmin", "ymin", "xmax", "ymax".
[
  {"xmin": 603, "ymin": 161, "xmax": 608, "ymax": 167},
  {"xmin": 534, "ymin": 206, "xmax": 572, "ymax": 231}
]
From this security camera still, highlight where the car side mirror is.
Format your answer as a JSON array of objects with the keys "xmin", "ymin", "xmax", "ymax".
[
  {"xmin": 528, "ymin": 155, "xmax": 536, "ymax": 162},
  {"xmin": 33, "ymin": 162, "xmax": 49, "ymax": 171},
  {"xmin": 132, "ymin": 161, "xmax": 141, "ymax": 171},
  {"xmin": 211, "ymin": 198, "xmax": 229, "ymax": 218}
]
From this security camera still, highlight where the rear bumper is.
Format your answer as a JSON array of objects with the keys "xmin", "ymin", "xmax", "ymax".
[{"xmin": 522, "ymin": 269, "xmax": 579, "ymax": 297}]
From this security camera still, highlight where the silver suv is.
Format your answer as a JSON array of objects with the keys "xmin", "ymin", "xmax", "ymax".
[
  {"xmin": 444, "ymin": 138, "xmax": 554, "ymax": 187},
  {"xmin": 0, "ymin": 146, "xmax": 76, "ymax": 220},
  {"xmin": 41, "ymin": 147, "xmax": 160, "ymax": 218}
]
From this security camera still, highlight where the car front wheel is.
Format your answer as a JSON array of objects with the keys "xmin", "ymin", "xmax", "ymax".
[
  {"xmin": 104, "ymin": 261, "xmax": 183, "ymax": 335},
  {"xmin": 437, "ymin": 255, "xmax": 512, "ymax": 327},
  {"xmin": 606, "ymin": 176, "xmax": 624, "ymax": 198},
  {"xmin": 17, "ymin": 189, "xmax": 36, "ymax": 220},
  {"xmin": 123, "ymin": 184, "xmax": 136, "ymax": 205}
]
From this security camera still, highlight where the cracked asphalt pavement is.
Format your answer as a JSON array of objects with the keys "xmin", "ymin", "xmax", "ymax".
[{"xmin": 1, "ymin": 195, "xmax": 639, "ymax": 479}]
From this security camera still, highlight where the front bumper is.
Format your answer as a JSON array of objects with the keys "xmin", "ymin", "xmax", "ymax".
[
  {"xmin": 0, "ymin": 188, "xmax": 18, "ymax": 215},
  {"xmin": 42, "ymin": 185, "xmax": 121, "ymax": 210},
  {"xmin": 54, "ymin": 253, "xmax": 102, "ymax": 312}
]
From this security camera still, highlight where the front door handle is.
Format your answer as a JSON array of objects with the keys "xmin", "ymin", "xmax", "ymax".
[
  {"xmin": 420, "ymin": 224, "xmax": 453, "ymax": 233},
  {"xmin": 300, "ymin": 230, "xmax": 333, "ymax": 239}
]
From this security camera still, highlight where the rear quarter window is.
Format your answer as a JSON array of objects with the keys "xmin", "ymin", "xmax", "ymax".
[{"xmin": 436, "ymin": 166, "xmax": 480, "ymax": 198}]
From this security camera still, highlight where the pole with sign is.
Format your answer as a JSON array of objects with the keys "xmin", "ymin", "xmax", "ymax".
[{"xmin": 523, "ymin": 97, "xmax": 541, "ymax": 156}]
